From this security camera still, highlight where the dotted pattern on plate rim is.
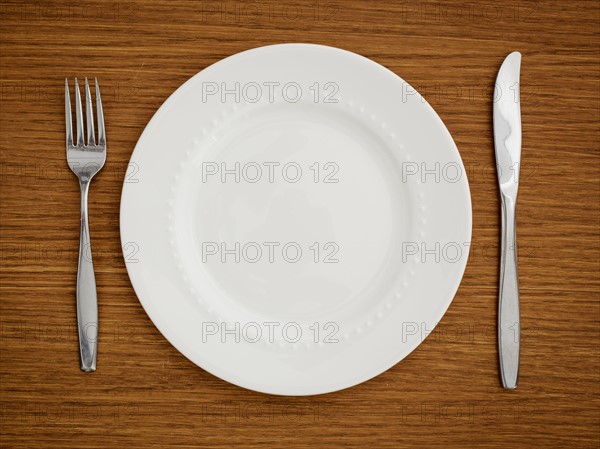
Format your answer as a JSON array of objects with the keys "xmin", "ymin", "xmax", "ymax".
[{"xmin": 167, "ymin": 95, "xmax": 427, "ymax": 350}]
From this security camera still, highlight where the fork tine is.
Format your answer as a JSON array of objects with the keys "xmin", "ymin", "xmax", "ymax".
[
  {"xmin": 84, "ymin": 78, "xmax": 96, "ymax": 146},
  {"xmin": 74, "ymin": 78, "xmax": 84, "ymax": 146},
  {"xmin": 95, "ymin": 78, "xmax": 105, "ymax": 146},
  {"xmin": 65, "ymin": 79, "xmax": 73, "ymax": 147}
]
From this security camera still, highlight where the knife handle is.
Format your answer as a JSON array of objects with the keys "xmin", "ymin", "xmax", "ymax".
[
  {"xmin": 76, "ymin": 180, "xmax": 98, "ymax": 372},
  {"xmin": 498, "ymin": 192, "xmax": 519, "ymax": 389}
]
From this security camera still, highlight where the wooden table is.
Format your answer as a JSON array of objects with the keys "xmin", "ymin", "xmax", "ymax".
[{"xmin": 1, "ymin": 1, "xmax": 599, "ymax": 447}]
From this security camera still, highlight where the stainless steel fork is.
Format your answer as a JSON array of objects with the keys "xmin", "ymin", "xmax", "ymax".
[{"xmin": 65, "ymin": 78, "xmax": 106, "ymax": 372}]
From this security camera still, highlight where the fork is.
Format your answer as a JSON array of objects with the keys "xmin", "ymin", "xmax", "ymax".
[{"xmin": 65, "ymin": 78, "xmax": 106, "ymax": 372}]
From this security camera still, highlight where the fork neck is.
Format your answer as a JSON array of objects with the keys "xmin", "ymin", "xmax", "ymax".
[{"xmin": 79, "ymin": 180, "xmax": 90, "ymax": 208}]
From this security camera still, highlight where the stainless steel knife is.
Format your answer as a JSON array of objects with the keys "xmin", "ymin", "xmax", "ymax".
[{"xmin": 493, "ymin": 52, "xmax": 522, "ymax": 389}]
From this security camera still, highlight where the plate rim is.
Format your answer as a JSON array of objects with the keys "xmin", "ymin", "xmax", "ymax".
[{"xmin": 120, "ymin": 43, "xmax": 473, "ymax": 395}]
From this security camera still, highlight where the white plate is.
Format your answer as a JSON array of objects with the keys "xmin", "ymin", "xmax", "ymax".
[{"xmin": 121, "ymin": 44, "xmax": 471, "ymax": 395}]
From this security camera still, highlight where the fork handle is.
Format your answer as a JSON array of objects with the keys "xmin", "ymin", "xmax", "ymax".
[
  {"xmin": 498, "ymin": 193, "xmax": 519, "ymax": 388},
  {"xmin": 76, "ymin": 180, "xmax": 98, "ymax": 372}
]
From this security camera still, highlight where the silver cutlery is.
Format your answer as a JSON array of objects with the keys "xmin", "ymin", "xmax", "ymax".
[
  {"xmin": 493, "ymin": 52, "xmax": 522, "ymax": 389},
  {"xmin": 65, "ymin": 78, "xmax": 106, "ymax": 372}
]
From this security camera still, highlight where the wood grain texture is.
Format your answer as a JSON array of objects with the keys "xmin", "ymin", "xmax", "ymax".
[{"xmin": 1, "ymin": 0, "xmax": 599, "ymax": 447}]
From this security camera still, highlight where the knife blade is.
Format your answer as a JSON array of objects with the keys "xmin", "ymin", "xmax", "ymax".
[{"xmin": 493, "ymin": 51, "xmax": 522, "ymax": 389}]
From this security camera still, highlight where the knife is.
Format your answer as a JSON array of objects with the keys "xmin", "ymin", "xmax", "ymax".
[{"xmin": 493, "ymin": 52, "xmax": 522, "ymax": 389}]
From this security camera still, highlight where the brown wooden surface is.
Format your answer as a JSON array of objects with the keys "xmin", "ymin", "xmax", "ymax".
[{"xmin": 1, "ymin": 1, "xmax": 599, "ymax": 448}]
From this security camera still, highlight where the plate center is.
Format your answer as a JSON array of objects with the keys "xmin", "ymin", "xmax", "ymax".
[{"xmin": 175, "ymin": 102, "xmax": 409, "ymax": 322}]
